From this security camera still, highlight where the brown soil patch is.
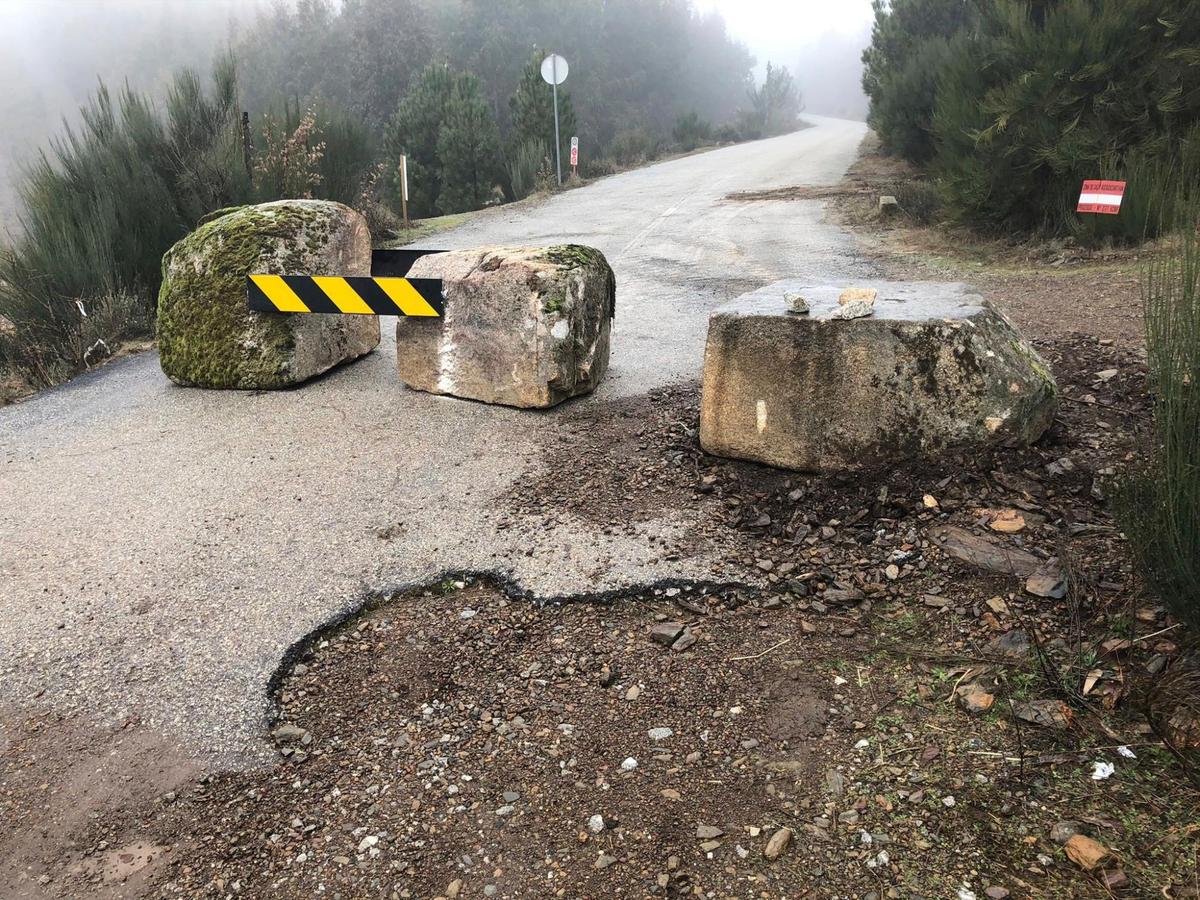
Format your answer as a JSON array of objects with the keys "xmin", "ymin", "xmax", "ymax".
[{"xmin": 0, "ymin": 708, "xmax": 197, "ymax": 899}]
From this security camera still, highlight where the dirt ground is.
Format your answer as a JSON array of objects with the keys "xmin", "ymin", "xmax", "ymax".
[{"xmin": 4, "ymin": 138, "xmax": 1199, "ymax": 899}]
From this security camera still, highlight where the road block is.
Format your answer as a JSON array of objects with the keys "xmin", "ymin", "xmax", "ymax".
[{"xmin": 247, "ymin": 249, "xmax": 448, "ymax": 317}]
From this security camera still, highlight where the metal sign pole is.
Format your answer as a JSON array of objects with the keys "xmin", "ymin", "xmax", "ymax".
[{"xmin": 551, "ymin": 56, "xmax": 562, "ymax": 186}]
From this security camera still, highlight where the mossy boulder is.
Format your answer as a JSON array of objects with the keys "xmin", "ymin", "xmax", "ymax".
[
  {"xmin": 157, "ymin": 200, "xmax": 379, "ymax": 389},
  {"xmin": 700, "ymin": 281, "xmax": 1058, "ymax": 472},
  {"xmin": 397, "ymin": 245, "xmax": 615, "ymax": 408}
]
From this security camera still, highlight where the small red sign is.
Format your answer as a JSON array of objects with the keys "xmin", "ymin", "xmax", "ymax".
[
  {"xmin": 570, "ymin": 145, "xmax": 578, "ymax": 166},
  {"xmin": 1077, "ymin": 180, "xmax": 1126, "ymax": 215}
]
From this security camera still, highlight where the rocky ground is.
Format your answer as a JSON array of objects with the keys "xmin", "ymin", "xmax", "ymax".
[
  {"xmin": 6, "ymin": 328, "xmax": 1199, "ymax": 899},
  {"xmin": 4, "ymin": 136, "xmax": 1199, "ymax": 899}
]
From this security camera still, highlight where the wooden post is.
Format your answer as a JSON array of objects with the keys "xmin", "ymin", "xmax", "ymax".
[
  {"xmin": 241, "ymin": 111, "xmax": 253, "ymax": 178},
  {"xmin": 400, "ymin": 154, "xmax": 409, "ymax": 229}
]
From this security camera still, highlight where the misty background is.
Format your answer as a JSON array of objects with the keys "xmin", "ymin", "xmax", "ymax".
[{"xmin": 0, "ymin": 0, "xmax": 872, "ymax": 230}]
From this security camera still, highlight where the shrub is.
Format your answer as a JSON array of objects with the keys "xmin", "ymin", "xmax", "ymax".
[
  {"xmin": 673, "ymin": 111, "xmax": 712, "ymax": 151},
  {"xmin": 506, "ymin": 139, "xmax": 548, "ymax": 201},
  {"xmin": 1117, "ymin": 193, "xmax": 1200, "ymax": 629},
  {"xmin": 892, "ymin": 179, "xmax": 941, "ymax": 224},
  {"xmin": 0, "ymin": 57, "xmax": 249, "ymax": 386},
  {"xmin": 932, "ymin": 0, "xmax": 1200, "ymax": 238},
  {"xmin": 608, "ymin": 128, "xmax": 663, "ymax": 165}
]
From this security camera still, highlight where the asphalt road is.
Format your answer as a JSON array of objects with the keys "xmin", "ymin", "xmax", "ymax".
[{"xmin": 0, "ymin": 116, "xmax": 872, "ymax": 762}]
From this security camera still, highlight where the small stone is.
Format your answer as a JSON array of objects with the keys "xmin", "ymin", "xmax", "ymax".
[
  {"xmin": 672, "ymin": 628, "xmax": 698, "ymax": 652},
  {"xmin": 1065, "ymin": 834, "xmax": 1110, "ymax": 870},
  {"xmin": 984, "ymin": 887, "xmax": 1009, "ymax": 899},
  {"xmin": 785, "ymin": 292, "xmax": 810, "ymax": 314},
  {"xmin": 620, "ymin": 757, "xmax": 638, "ymax": 771},
  {"xmin": 700, "ymin": 840, "xmax": 721, "ymax": 853},
  {"xmin": 764, "ymin": 827, "xmax": 793, "ymax": 860},
  {"xmin": 1026, "ymin": 560, "xmax": 1067, "ymax": 599},
  {"xmin": 588, "ymin": 814, "xmax": 606, "ymax": 834},
  {"xmin": 959, "ymin": 685, "xmax": 995, "ymax": 714},
  {"xmin": 839, "ymin": 287, "xmax": 878, "ymax": 305},
  {"xmin": 594, "ymin": 854, "xmax": 616, "ymax": 870},
  {"xmin": 648, "ymin": 727, "xmax": 674, "ymax": 741},
  {"xmin": 696, "ymin": 824, "xmax": 725, "ymax": 840},
  {"xmin": 446, "ymin": 879, "xmax": 463, "ymax": 898},
  {"xmin": 1050, "ymin": 821, "xmax": 1081, "ymax": 844},
  {"xmin": 885, "ymin": 564, "xmax": 900, "ymax": 580},
  {"xmin": 838, "ymin": 809, "xmax": 860, "ymax": 825},
  {"xmin": 829, "ymin": 299, "xmax": 874, "ymax": 320},
  {"xmin": 649, "ymin": 622, "xmax": 686, "ymax": 647},
  {"xmin": 625, "ymin": 685, "xmax": 641, "ymax": 701}
]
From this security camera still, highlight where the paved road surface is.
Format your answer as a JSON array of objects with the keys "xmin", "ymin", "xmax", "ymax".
[{"xmin": 0, "ymin": 116, "xmax": 871, "ymax": 762}]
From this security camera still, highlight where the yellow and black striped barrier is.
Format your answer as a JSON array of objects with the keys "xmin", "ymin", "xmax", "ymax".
[{"xmin": 247, "ymin": 274, "xmax": 444, "ymax": 317}]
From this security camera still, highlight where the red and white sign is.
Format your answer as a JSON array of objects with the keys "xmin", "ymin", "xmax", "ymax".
[
  {"xmin": 570, "ymin": 135, "xmax": 579, "ymax": 167},
  {"xmin": 1077, "ymin": 180, "xmax": 1125, "ymax": 215}
]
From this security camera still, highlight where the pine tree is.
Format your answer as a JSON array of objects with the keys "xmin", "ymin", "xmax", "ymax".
[
  {"xmin": 509, "ymin": 53, "xmax": 577, "ymax": 176},
  {"xmin": 436, "ymin": 73, "xmax": 502, "ymax": 214},
  {"xmin": 384, "ymin": 62, "xmax": 455, "ymax": 218}
]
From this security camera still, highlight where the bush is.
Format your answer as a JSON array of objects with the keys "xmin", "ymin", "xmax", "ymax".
[
  {"xmin": 1117, "ymin": 193, "xmax": 1200, "ymax": 630},
  {"xmin": 673, "ymin": 111, "xmax": 712, "ymax": 151},
  {"xmin": 932, "ymin": 0, "xmax": 1200, "ymax": 238},
  {"xmin": 506, "ymin": 139, "xmax": 548, "ymax": 201},
  {"xmin": 892, "ymin": 179, "xmax": 941, "ymax": 224},
  {"xmin": 0, "ymin": 57, "xmax": 249, "ymax": 386},
  {"xmin": 608, "ymin": 128, "xmax": 664, "ymax": 165},
  {"xmin": 739, "ymin": 63, "xmax": 802, "ymax": 139}
]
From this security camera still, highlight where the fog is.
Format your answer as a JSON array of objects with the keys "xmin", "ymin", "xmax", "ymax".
[
  {"xmin": 696, "ymin": 0, "xmax": 874, "ymax": 120},
  {"xmin": 0, "ymin": 0, "xmax": 874, "ymax": 229}
]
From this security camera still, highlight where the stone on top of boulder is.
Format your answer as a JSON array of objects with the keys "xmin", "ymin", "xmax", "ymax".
[
  {"xmin": 157, "ymin": 200, "xmax": 379, "ymax": 389},
  {"xmin": 396, "ymin": 245, "xmax": 614, "ymax": 409},
  {"xmin": 699, "ymin": 280, "xmax": 1058, "ymax": 473}
]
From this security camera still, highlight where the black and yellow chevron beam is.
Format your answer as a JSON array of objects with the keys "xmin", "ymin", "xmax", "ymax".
[{"xmin": 247, "ymin": 275, "xmax": 443, "ymax": 317}]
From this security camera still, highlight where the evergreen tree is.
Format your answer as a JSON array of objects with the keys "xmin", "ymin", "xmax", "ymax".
[
  {"xmin": 933, "ymin": 0, "xmax": 1200, "ymax": 236},
  {"xmin": 739, "ymin": 63, "xmax": 802, "ymax": 139},
  {"xmin": 860, "ymin": 0, "xmax": 975, "ymax": 164},
  {"xmin": 384, "ymin": 63, "xmax": 455, "ymax": 218},
  {"xmin": 437, "ymin": 73, "xmax": 502, "ymax": 213},
  {"xmin": 509, "ymin": 54, "xmax": 577, "ymax": 175}
]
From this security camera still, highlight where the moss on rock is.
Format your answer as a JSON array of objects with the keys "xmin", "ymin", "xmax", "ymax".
[{"xmin": 157, "ymin": 200, "xmax": 375, "ymax": 389}]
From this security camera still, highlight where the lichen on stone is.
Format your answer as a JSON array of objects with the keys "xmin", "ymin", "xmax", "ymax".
[{"xmin": 156, "ymin": 201, "xmax": 362, "ymax": 389}]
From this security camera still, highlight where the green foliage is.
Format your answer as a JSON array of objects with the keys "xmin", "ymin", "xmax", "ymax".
[
  {"xmin": 384, "ymin": 63, "xmax": 455, "ymax": 218},
  {"xmin": 436, "ymin": 73, "xmax": 503, "ymax": 214},
  {"xmin": 933, "ymin": 0, "xmax": 1200, "ymax": 238},
  {"xmin": 739, "ymin": 63, "xmax": 802, "ymax": 140},
  {"xmin": 509, "ymin": 54, "xmax": 577, "ymax": 175},
  {"xmin": 1117, "ymin": 193, "xmax": 1200, "ymax": 630},
  {"xmin": 607, "ymin": 128, "xmax": 663, "ymax": 165},
  {"xmin": 893, "ymin": 179, "xmax": 942, "ymax": 224},
  {"xmin": 861, "ymin": 0, "xmax": 974, "ymax": 163},
  {"xmin": 0, "ymin": 58, "xmax": 249, "ymax": 385},
  {"xmin": 673, "ymin": 111, "xmax": 712, "ymax": 151},
  {"xmin": 385, "ymin": 64, "xmax": 503, "ymax": 216},
  {"xmin": 506, "ymin": 139, "xmax": 548, "ymax": 201}
]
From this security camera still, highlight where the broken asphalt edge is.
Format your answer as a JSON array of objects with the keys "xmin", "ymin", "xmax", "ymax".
[{"xmin": 263, "ymin": 569, "xmax": 767, "ymax": 737}]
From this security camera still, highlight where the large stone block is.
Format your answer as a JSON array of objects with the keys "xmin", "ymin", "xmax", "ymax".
[
  {"xmin": 699, "ymin": 281, "xmax": 1057, "ymax": 472},
  {"xmin": 157, "ymin": 200, "xmax": 379, "ymax": 389},
  {"xmin": 397, "ymin": 245, "xmax": 614, "ymax": 408}
]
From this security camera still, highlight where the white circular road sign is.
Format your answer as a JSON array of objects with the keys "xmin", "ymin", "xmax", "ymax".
[{"xmin": 540, "ymin": 53, "xmax": 569, "ymax": 86}]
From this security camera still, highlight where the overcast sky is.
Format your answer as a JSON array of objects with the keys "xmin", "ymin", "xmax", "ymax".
[{"xmin": 695, "ymin": 0, "xmax": 875, "ymax": 75}]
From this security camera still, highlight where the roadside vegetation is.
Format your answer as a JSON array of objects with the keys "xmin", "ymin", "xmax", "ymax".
[
  {"xmin": 862, "ymin": 0, "xmax": 1200, "ymax": 241},
  {"xmin": 848, "ymin": 0, "xmax": 1200, "ymax": 834},
  {"xmin": 0, "ymin": 0, "xmax": 804, "ymax": 403}
]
